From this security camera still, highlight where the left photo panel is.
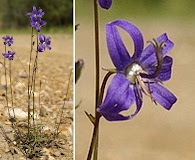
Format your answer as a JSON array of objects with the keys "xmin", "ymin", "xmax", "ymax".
[{"xmin": 0, "ymin": 1, "xmax": 73, "ymax": 159}]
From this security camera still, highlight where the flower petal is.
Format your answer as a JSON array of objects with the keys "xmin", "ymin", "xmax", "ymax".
[
  {"xmin": 144, "ymin": 56, "xmax": 173, "ymax": 81},
  {"xmin": 98, "ymin": 0, "xmax": 112, "ymax": 10},
  {"xmin": 97, "ymin": 74, "xmax": 135, "ymax": 121},
  {"xmin": 106, "ymin": 22, "xmax": 130, "ymax": 71},
  {"xmin": 38, "ymin": 44, "xmax": 45, "ymax": 52},
  {"xmin": 106, "ymin": 19, "xmax": 144, "ymax": 71},
  {"xmin": 39, "ymin": 34, "xmax": 45, "ymax": 43},
  {"xmin": 150, "ymin": 83, "xmax": 177, "ymax": 110},
  {"xmin": 139, "ymin": 33, "xmax": 174, "ymax": 68},
  {"xmin": 113, "ymin": 20, "xmax": 144, "ymax": 60},
  {"xmin": 127, "ymin": 85, "xmax": 143, "ymax": 119},
  {"xmin": 46, "ymin": 45, "xmax": 51, "ymax": 50}
]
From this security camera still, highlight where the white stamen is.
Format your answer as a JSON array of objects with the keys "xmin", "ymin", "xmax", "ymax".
[{"xmin": 125, "ymin": 62, "xmax": 143, "ymax": 84}]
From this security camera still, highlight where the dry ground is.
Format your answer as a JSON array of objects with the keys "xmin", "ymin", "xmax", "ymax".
[
  {"xmin": 0, "ymin": 33, "xmax": 73, "ymax": 159},
  {"xmin": 75, "ymin": 21, "xmax": 195, "ymax": 160}
]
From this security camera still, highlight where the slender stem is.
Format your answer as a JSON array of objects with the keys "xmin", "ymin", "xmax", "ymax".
[
  {"xmin": 94, "ymin": 0, "xmax": 100, "ymax": 112},
  {"xmin": 27, "ymin": 28, "xmax": 34, "ymax": 135},
  {"xmin": 98, "ymin": 72, "xmax": 113, "ymax": 106},
  {"xmin": 9, "ymin": 46, "xmax": 28, "ymax": 77},
  {"xmin": 9, "ymin": 61, "xmax": 15, "ymax": 118},
  {"xmin": 87, "ymin": 113, "xmax": 101, "ymax": 160},
  {"xmin": 93, "ymin": 0, "xmax": 100, "ymax": 159},
  {"xmin": 87, "ymin": 71, "xmax": 113, "ymax": 160},
  {"xmin": 32, "ymin": 31, "xmax": 39, "ymax": 130},
  {"xmin": 94, "ymin": 0, "xmax": 100, "ymax": 159},
  {"xmin": 0, "ymin": 62, "xmax": 27, "ymax": 89},
  {"xmin": 4, "ymin": 45, "xmax": 10, "ymax": 117},
  {"xmin": 54, "ymin": 69, "xmax": 72, "ymax": 139},
  {"xmin": 87, "ymin": 0, "xmax": 101, "ymax": 159}
]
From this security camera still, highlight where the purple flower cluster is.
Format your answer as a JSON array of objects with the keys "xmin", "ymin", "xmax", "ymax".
[
  {"xmin": 2, "ymin": 35, "xmax": 15, "ymax": 60},
  {"xmin": 26, "ymin": 6, "xmax": 46, "ymax": 32},
  {"xmin": 38, "ymin": 34, "xmax": 51, "ymax": 52},
  {"xmin": 2, "ymin": 35, "xmax": 13, "ymax": 46},
  {"xmin": 2, "ymin": 51, "xmax": 15, "ymax": 60}
]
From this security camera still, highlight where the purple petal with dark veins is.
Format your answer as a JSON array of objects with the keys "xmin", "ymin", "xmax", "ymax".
[
  {"xmin": 39, "ymin": 34, "xmax": 46, "ymax": 43},
  {"xmin": 38, "ymin": 44, "xmax": 45, "ymax": 52},
  {"xmin": 97, "ymin": 74, "xmax": 135, "ymax": 121},
  {"xmin": 106, "ymin": 19, "xmax": 144, "ymax": 71},
  {"xmin": 150, "ymin": 83, "xmax": 177, "ymax": 110},
  {"xmin": 130, "ymin": 85, "xmax": 143, "ymax": 118}
]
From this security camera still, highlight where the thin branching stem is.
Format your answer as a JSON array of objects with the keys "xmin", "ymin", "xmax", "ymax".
[
  {"xmin": 32, "ymin": 31, "xmax": 39, "ymax": 131},
  {"xmin": 27, "ymin": 28, "xmax": 34, "ymax": 135},
  {"xmin": 98, "ymin": 72, "xmax": 113, "ymax": 106},
  {"xmin": 87, "ymin": 0, "xmax": 100, "ymax": 159},
  {"xmin": 94, "ymin": 0, "xmax": 100, "ymax": 113},
  {"xmin": 3, "ymin": 45, "xmax": 10, "ymax": 117},
  {"xmin": 87, "ymin": 113, "xmax": 101, "ymax": 160},
  {"xmin": 9, "ymin": 46, "xmax": 28, "ymax": 77},
  {"xmin": 0, "ymin": 62, "xmax": 27, "ymax": 89},
  {"xmin": 9, "ymin": 61, "xmax": 15, "ymax": 118},
  {"xmin": 54, "ymin": 69, "xmax": 73, "ymax": 139},
  {"xmin": 87, "ymin": 71, "xmax": 113, "ymax": 160}
]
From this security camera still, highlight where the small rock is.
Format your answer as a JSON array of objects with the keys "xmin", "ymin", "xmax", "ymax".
[
  {"xmin": 40, "ymin": 105, "xmax": 53, "ymax": 116},
  {"xmin": 1, "ymin": 76, "xmax": 10, "ymax": 86},
  {"xmin": 40, "ymin": 90, "xmax": 49, "ymax": 97},
  {"xmin": 18, "ymin": 71, "xmax": 28, "ymax": 78},
  {"xmin": 5, "ymin": 108, "xmax": 28, "ymax": 121},
  {"xmin": 15, "ymin": 82, "xmax": 25, "ymax": 90}
]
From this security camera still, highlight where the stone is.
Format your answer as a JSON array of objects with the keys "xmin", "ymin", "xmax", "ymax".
[{"xmin": 5, "ymin": 108, "xmax": 28, "ymax": 121}]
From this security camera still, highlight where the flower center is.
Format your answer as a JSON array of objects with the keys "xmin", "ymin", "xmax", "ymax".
[{"xmin": 125, "ymin": 62, "xmax": 143, "ymax": 84}]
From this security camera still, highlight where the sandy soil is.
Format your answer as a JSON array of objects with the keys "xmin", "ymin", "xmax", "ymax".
[{"xmin": 75, "ymin": 21, "xmax": 195, "ymax": 160}]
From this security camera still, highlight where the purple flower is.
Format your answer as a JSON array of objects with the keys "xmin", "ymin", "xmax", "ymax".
[
  {"xmin": 26, "ymin": 6, "xmax": 46, "ymax": 32},
  {"xmin": 2, "ymin": 51, "xmax": 15, "ymax": 60},
  {"xmin": 38, "ymin": 34, "xmax": 51, "ymax": 52},
  {"xmin": 97, "ymin": 19, "xmax": 177, "ymax": 121},
  {"xmin": 98, "ymin": 0, "xmax": 112, "ymax": 9},
  {"xmin": 26, "ymin": 6, "xmax": 45, "ymax": 19},
  {"xmin": 2, "ymin": 35, "xmax": 14, "ymax": 46},
  {"xmin": 29, "ymin": 17, "xmax": 47, "ymax": 32}
]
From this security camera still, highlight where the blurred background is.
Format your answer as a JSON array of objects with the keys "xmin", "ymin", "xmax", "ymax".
[
  {"xmin": 0, "ymin": 0, "xmax": 73, "ymax": 33},
  {"xmin": 76, "ymin": 0, "xmax": 195, "ymax": 159}
]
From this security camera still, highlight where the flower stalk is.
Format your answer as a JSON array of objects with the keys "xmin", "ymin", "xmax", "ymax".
[
  {"xmin": 27, "ymin": 28, "xmax": 34, "ymax": 135},
  {"xmin": 86, "ymin": 0, "xmax": 101, "ymax": 159},
  {"xmin": 4, "ymin": 45, "xmax": 9, "ymax": 115}
]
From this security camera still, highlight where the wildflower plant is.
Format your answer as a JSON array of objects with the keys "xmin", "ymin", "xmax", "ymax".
[
  {"xmin": 0, "ymin": 6, "xmax": 72, "ymax": 159},
  {"xmin": 77, "ymin": 0, "xmax": 177, "ymax": 159}
]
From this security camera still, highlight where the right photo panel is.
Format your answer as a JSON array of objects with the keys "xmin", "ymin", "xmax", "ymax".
[{"xmin": 75, "ymin": 0, "xmax": 194, "ymax": 159}]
